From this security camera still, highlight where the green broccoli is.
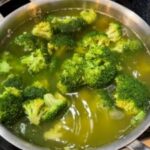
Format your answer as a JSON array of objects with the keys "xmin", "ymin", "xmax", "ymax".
[
  {"xmin": 0, "ymin": 60, "xmax": 12, "ymax": 74},
  {"xmin": 32, "ymin": 22, "xmax": 52, "ymax": 40},
  {"xmin": 57, "ymin": 53, "xmax": 84, "ymax": 93},
  {"xmin": 76, "ymin": 31, "xmax": 110, "ymax": 54},
  {"xmin": 0, "ymin": 87, "xmax": 23, "ymax": 125},
  {"xmin": 42, "ymin": 93, "xmax": 68, "ymax": 121},
  {"xmin": 15, "ymin": 32, "xmax": 47, "ymax": 52},
  {"xmin": 15, "ymin": 32, "xmax": 36, "ymax": 52},
  {"xmin": 21, "ymin": 49, "xmax": 47, "ymax": 73},
  {"xmin": 80, "ymin": 9, "xmax": 97, "ymax": 24},
  {"xmin": 48, "ymin": 16, "xmax": 87, "ymax": 33},
  {"xmin": 111, "ymin": 38, "xmax": 143, "ymax": 53},
  {"xmin": 106, "ymin": 22, "xmax": 122, "ymax": 42},
  {"xmin": 127, "ymin": 38, "xmax": 143, "ymax": 52},
  {"xmin": 32, "ymin": 80, "xmax": 49, "ymax": 89},
  {"xmin": 130, "ymin": 110, "xmax": 146, "ymax": 126},
  {"xmin": 2, "ymin": 74, "xmax": 23, "ymax": 89},
  {"xmin": 114, "ymin": 74, "xmax": 150, "ymax": 115},
  {"xmin": 96, "ymin": 89, "xmax": 114, "ymax": 109},
  {"xmin": 44, "ymin": 122, "xmax": 62, "ymax": 141},
  {"xmin": 0, "ymin": 51, "xmax": 25, "ymax": 73},
  {"xmin": 0, "ymin": 51, "xmax": 13, "ymax": 74},
  {"xmin": 47, "ymin": 34, "xmax": 75, "ymax": 55},
  {"xmin": 23, "ymin": 81, "xmax": 48, "ymax": 100},
  {"xmin": 84, "ymin": 46, "xmax": 117, "ymax": 88},
  {"xmin": 23, "ymin": 93, "xmax": 68, "ymax": 125},
  {"xmin": 46, "ymin": 9, "xmax": 96, "ymax": 33},
  {"xmin": 23, "ymin": 98, "xmax": 45, "ymax": 125}
]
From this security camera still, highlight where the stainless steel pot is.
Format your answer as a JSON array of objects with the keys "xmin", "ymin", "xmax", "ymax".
[{"xmin": 0, "ymin": 0, "xmax": 150, "ymax": 150}]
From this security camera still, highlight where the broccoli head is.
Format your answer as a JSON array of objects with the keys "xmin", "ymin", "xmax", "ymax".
[
  {"xmin": 80, "ymin": 9, "xmax": 97, "ymax": 24},
  {"xmin": 23, "ymin": 93, "xmax": 68, "ymax": 125},
  {"xmin": 21, "ymin": 49, "xmax": 47, "ymax": 73},
  {"xmin": 15, "ymin": 32, "xmax": 36, "ymax": 51},
  {"xmin": 23, "ymin": 81, "xmax": 48, "ymax": 100},
  {"xmin": 42, "ymin": 93, "xmax": 68, "ymax": 121},
  {"xmin": 23, "ymin": 98, "xmax": 45, "ymax": 125},
  {"xmin": 48, "ymin": 16, "xmax": 86, "ymax": 33},
  {"xmin": 84, "ymin": 46, "xmax": 117, "ymax": 88},
  {"xmin": 0, "ymin": 51, "xmax": 13, "ymax": 74},
  {"xmin": 96, "ymin": 89, "xmax": 114, "ymax": 109},
  {"xmin": 44, "ymin": 122, "xmax": 62, "ymax": 141},
  {"xmin": 57, "ymin": 53, "xmax": 84, "ymax": 93},
  {"xmin": 0, "ymin": 60, "xmax": 12, "ymax": 74},
  {"xmin": 114, "ymin": 74, "xmax": 150, "ymax": 115},
  {"xmin": 2, "ymin": 74, "xmax": 23, "ymax": 89},
  {"xmin": 111, "ymin": 38, "xmax": 127, "ymax": 53},
  {"xmin": 32, "ymin": 22, "xmax": 52, "ymax": 40},
  {"xmin": 106, "ymin": 22, "xmax": 122, "ymax": 42},
  {"xmin": 127, "ymin": 38, "xmax": 143, "ymax": 52},
  {"xmin": 76, "ymin": 31, "xmax": 110, "ymax": 54},
  {"xmin": 0, "ymin": 87, "xmax": 23, "ymax": 125},
  {"xmin": 46, "ymin": 9, "xmax": 96, "ymax": 33},
  {"xmin": 15, "ymin": 32, "xmax": 47, "ymax": 52},
  {"xmin": 111, "ymin": 38, "xmax": 143, "ymax": 53},
  {"xmin": 47, "ymin": 34, "xmax": 75, "ymax": 55}
]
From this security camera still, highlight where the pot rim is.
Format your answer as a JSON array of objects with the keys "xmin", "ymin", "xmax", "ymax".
[{"xmin": 0, "ymin": 0, "xmax": 150, "ymax": 150}]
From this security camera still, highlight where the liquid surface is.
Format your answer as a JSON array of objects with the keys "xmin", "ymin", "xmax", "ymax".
[{"xmin": 1, "ymin": 9, "xmax": 150, "ymax": 150}]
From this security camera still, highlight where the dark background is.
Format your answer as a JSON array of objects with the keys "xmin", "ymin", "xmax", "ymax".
[{"xmin": 0, "ymin": 0, "xmax": 150, "ymax": 150}]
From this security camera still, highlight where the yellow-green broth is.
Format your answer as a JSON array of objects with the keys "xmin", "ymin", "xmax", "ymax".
[{"xmin": 1, "ymin": 9, "xmax": 150, "ymax": 150}]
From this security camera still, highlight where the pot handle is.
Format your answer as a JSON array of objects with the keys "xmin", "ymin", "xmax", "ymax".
[
  {"xmin": 0, "ymin": 0, "xmax": 30, "ymax": 19},
  {"xmin": 122, "ymin": 140, "xmax": 150, "ymax": 150}
]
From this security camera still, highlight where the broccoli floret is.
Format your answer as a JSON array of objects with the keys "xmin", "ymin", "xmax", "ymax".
[
  {"xmin": 96, "ymin": 90, "xmax": 114, "ymax": 109},
  {"xmin": 23, "ymin": 93, "xmax": 68, "ymax": 125},
  {"xmin": 0, "ymin": 51, "xmax": 25, "ymax": 73},
  {"xmin": 106, "ymin": 22, "xmax": 122, "ymax": 42},
  {"xmin": 111, "ymin": 38, "xmax": 127, "ymax": 53},
  {"xmin": 0, "ymin": 60, "xmax": 12, "ymax": 74},
  {"xmin": 0, "ymin": 87, "xmax": 23, "ymax": 124},
  {"xmin": 23, "ymin": 82, "xmax": 48, "ymax": 100},
  {"xmin": 2, "ymin": 74, "xmax": 23, "ymax": 89},
  {"xmin": 0, "ymin": 51, "xmax": 13, "ymax": 74},
  {"xmin": 111, "ymin": 38, "xmax": 143, "ymax": 53},
  {"xmin": 23, "ymin": 98, "xmax": 45, "ymax": 125},
  {"xmin": 15, "ymin": 32, "xmax": 36, "ymax": 51},
  {"xmin": 15, "ymin": 32, "xmax": 47, "ymax": 52},
  {"xmin": 84, "ymin": 46, "xmax": 117, "ymax": 88},
  {"xmin": 32, "ymin": 81, "xmax": 48, "ymax": 89},
  {"xmin": 76, "ymin": 31, "xmax": 110, "ymax": 54},
  {"xmin": 57, "ymin": 53, "xmax": 84, "ymax": 93},
  {"xmin": 46, "ymin": 9, "xmax": 96, "ymax": 33},
  {"xmin": 44, "ymin": 122, "xmax": 62, "ymax": 141},
  {"xmin": 42, "ymin": 93, "xmax": 68, "ymax": 121},
  {"xmin": 114, "ymin": 74, "xmax": 150, "ymax": 115},
  {"xmin": 127, "ymin": 38, "xmax": 143, "ymax": 52},
  {"xmin": 47, "ymin": 34, "xmax": 75, "ymax": 55},
  {"xmin": 21, "ymin": 49, "xmax": 47, "ymax": 73},
  {"xmin": 32, "ymin": 22, "xmax": 52, "ymax": 40},
  {"xmin": 96, "ymin": 89, "xmax": 125, "ymax": 120},
  {"xmin": 131, "ymin": 110, "xmax": 146, "ymax": 126},
  {"xmin": 80, "ymin": 9, "xmax": 97, "ymax": 24},
  {"xmin": 48, "ymin": 16, "xmax": 87, "ymax": 33}
]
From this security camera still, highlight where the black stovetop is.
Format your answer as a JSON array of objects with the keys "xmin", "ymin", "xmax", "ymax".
[{"xmin": 0, "ymin": 0, "xmax": 150, "ymax": 150}]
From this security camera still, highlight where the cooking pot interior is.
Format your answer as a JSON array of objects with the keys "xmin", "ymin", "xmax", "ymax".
[{"xmin": 0, "ymin": 1, "xmax": 150, "ymax": 150}]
